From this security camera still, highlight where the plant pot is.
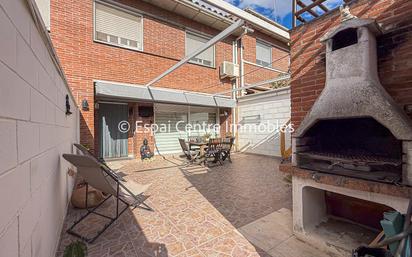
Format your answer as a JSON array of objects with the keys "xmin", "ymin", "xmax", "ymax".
[{"xmin": 71, "ymin": 183, "xmax": 105, "ymax": 209}]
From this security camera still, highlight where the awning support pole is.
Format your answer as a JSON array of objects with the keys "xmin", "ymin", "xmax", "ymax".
[{"xmin": 145, "ymin": 19, "xmax": 245, "ymax": 88}]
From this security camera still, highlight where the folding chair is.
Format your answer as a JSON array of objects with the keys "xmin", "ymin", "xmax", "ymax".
[
  {"xmin": 179, "ymin": 138, "xmax": 200, "ymax": 165},
  {"xmin": 204, "ymin": 138, "xmax": 223, "ymax": 166},
  {"xmin": 73, "ymin": 143, "xmax": 125, "ymax": 182},
  {"xmin": 221, "ymin": 137, "xmax": 235, "ymax": 163},
  {"xmin": 62, "ymin": 153, "xmax": 153, "ymax": 243}
]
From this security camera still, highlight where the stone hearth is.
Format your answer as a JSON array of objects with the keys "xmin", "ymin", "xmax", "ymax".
[{"xmin": 280, "ymin": 163, "xmax": 411, "ymax": 255}]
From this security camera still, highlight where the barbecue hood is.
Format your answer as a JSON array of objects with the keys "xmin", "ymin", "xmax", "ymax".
[{"xmin": 293, "ymin": 18, "xmax": 412, "ymax": 140}]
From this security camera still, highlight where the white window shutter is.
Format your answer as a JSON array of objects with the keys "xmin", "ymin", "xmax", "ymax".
[
  {"xmin": 95, "ymin": 3, "xmax": 143, "ymax": 50},
  {"xmin": 256, "ymin": 40, "xmax": 272, "ymax": 66},
  {"xmin": 186, "ymin": 32, "xmax": 215, "ymax": 67}
]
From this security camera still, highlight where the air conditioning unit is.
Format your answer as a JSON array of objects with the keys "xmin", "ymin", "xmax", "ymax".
[{"xmin": 220, "ymin": 61, "xmax": 239, "ymax": 79}]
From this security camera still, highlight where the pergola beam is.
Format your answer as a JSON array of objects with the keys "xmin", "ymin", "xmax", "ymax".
[
  {"xmin": 296, "ymin": 16, "xmax": 306, "ymax": 23},
  {"xmin": 292, "ymin": 0, "xmax": 330, "ymax": 27},
  {"xmin": 311, "ymin": 0, "xmax": 329, "ymax": 12},
  {"xmin": 295, "ymin": 0, "xmax": 327, "ymax": 17},
  {"xmin": 297, "ymin": 0, "xmax": 319, "ymax": 18}
]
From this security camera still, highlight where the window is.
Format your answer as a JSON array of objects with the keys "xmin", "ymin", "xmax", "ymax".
[
  {"xmin": 185, "ymin": 32, "xmax": 215, "ymax": 68},
  {"xmin": 256, "ymin": 40, "xmax": 272, "ymax": 67},
  {"xmin": 94, "ymin": 2, "xmax": 143, "ymax": 50}
]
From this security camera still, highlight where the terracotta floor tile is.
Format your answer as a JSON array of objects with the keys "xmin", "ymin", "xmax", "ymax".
[
  {"xmin": 56, "ymin": 154, "xmax": 292, "ymax": 257},
  {"xmin": 197, "ymin": 230, "xmax": 264, "ymax": 257}
]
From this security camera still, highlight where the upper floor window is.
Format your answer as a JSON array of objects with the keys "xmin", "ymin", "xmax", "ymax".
[
  {"xmin": 94, "ymin": 2, "xmax": 143, "ymax": 51},
  {"xmin": 185, "ymin": 31, "xmax": 215, "ymax": 68},
  {"xmin": 256, "ymin": 40, "xmax": 272, "ymax": 67}
]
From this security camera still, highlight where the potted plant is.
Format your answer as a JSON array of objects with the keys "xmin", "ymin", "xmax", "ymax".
[
  {"xmin": 63, "ymin": 241, "xmax": 87, "ymax": 257},
  {"xmin": 203, "ymin": 132, "xmax": 211, "ymax": 142}
]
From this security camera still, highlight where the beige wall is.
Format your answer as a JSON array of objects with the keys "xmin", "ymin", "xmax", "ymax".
[{"xmin": 0, "ymin": 1, "xmax": 79, "ymax": 257}]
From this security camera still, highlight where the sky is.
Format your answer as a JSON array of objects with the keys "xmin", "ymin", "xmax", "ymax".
[{"xmin": 223, "ymin": 0, "xmax": 343, "ymax": 29}]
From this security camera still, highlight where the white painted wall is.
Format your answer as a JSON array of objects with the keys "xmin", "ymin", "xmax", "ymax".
[
  {"xmin": 237, "ymin": 88, "xmax": 291, "ymax": 157},
  {"xmin": 0, "ymin": 1, "xmax": 79, "ymax": 257}
]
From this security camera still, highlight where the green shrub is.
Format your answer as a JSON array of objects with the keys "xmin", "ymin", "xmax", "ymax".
[{"xmin": 63, "ymin": 241, "xmax": 87, "ymax": 257}]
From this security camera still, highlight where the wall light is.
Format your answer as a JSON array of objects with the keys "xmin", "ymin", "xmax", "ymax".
[
  {"xmin": 220, "ymin": 111, "xmax": 229, "ymax": 117},
  {"xmin": 65, "ymin": 95, "xmax": 72, "ymax": 115},
  {"xmin": 81, "ymin": 99, "xmax": 89, "ymax": 111}
]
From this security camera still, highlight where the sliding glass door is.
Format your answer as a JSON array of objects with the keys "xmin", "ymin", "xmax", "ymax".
[{"xmin": 154, "ymin": 104, "xmax": 218, "ymax": 154}]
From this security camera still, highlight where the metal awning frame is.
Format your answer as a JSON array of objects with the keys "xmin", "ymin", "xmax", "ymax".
[{"xmin": 94, "ymin": 80, "xmax": 236, "ymax": 108}]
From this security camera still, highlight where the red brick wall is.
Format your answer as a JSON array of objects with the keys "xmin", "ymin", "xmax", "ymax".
[
  {"xmin": 50, "ymin": 0, "xmax": 236, "ymax": 154},
  {"xmin": 244, "ymin": 63, "xmax": 283, "ymax": 85},
  {"xmin": 290, "ymin": 0, "xmax": 412, "ymax": 130},
  {"xmin": 50, "ymin": 0, "xmax": 289, "ymax": 155},
  {"xmin": 243, "ymin": 31, "xmax": 289, "ymax": 85},
  {"xmin": 219, "ymin": 108, "xmax": 232, "ymax": 138}
]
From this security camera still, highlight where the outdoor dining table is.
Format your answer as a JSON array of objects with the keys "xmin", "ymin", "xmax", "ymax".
[
  {"xmin": 188, "ymin": 139, "xmax": 227, "ymax": 165},
  {"xmin": 188, "ymin": 141, "xmax": 208, "ymax": 156}
]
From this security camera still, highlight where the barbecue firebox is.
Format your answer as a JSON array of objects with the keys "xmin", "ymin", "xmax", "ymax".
[
  {"xmin": 292, "ymin": 18, "xmax": 412, "ymax": 185},
  {"xmin": 296, "ymin": 118, "xmax": 403, "ymax": 183}
]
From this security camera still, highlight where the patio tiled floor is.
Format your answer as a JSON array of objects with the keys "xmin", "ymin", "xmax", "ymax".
[{"xmin": 56, "ymin": 154, "xmax": 299, "ymax": 257}]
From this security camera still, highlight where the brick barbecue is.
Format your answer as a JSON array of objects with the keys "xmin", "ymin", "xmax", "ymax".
[
  {"xmin": 284, "ymin": 1, "xmax": 412, "ymax": 253},
  {"xmin": 292, "ymin": 17, "xmax": 412, "ymax": 185}
]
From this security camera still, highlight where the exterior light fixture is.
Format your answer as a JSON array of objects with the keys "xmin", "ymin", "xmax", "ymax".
[
  {"xmin": 220, "ymin": 111, "xmax": 229, "ymax": 117},
  {"xmin": 65, "ymin": 95, "xmax": 72, "ymax": 115},
  {"xmin": 81, "ymin": 98, "xmax": 89, "ymax": 111}
]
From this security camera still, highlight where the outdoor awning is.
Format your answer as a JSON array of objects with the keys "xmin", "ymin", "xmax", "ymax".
[{"xmin": 94, "ymin": 81, "xmax": 236, "ymax": 108}]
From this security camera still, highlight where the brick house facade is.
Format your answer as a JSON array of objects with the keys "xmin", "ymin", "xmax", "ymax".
[
  {"xmin": 48, "ymin": 0, "xmax": 289, "ymax": 158},
  {"xmin": 290, "ymin": 0, "xmax": 412, "ymax": 130}
]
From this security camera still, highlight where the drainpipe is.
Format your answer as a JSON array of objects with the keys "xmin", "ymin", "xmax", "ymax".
[
  {"xmin": 231, "ymin": 40, "xmax": 237, "ymax": 140},
  {"xmin": 238, "ymin": 38, "xmax": 244, "ymax": 98},
  {"xmin": 236, "ymin": 28, "xmax": 249, "ymax": 97},
  {"xmin": 232, "ymin": 27, "xmax": 250, "ymax": 150}
]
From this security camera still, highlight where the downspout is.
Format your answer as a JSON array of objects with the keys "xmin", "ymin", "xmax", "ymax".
[
  {"xmin": 231, "ymin": 40, "xmax": 237, "ymax": 140},
  {"xmin": 233, "ymin": 27, "xmax": 249, "ymax": 151},
  {"xmin": 239, "ymin": 37, "xmax": 244, "ymax": 98}
]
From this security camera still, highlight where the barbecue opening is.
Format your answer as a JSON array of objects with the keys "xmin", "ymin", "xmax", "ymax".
[
  {"xmin": 332, "ymin": 28, "xmax": 358, "ymax": 51},
  {"xmin": 295, "ymin": 117, "xmax": 403, "ymax": 183}
]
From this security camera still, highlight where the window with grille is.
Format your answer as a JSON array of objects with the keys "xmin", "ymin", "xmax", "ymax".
[
  {"xmin": 94, "ymin": 2, "xmax": 143, "ymax": 50},
  {"xmin": 185, "ymin": 31, "xmax": 215, "ymax": 68},
  {"xmin": 256, "ymin": 40, "xmax": 272, "ymax": 67}
]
